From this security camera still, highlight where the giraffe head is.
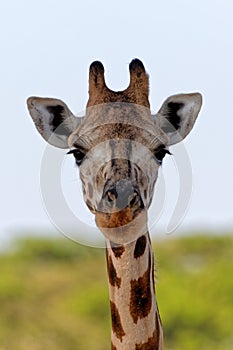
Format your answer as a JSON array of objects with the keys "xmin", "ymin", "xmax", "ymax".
[{"xmin": 27, "ymin": 59, "xmax": 202, "ymax": 243}]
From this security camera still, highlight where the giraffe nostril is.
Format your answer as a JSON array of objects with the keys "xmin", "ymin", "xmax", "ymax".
[
  {"xmin": 129, "ymin": 192, "xmax": 138, "ymax": 207},
  {"xmin": 106, "ymin": 188, "xmax": 118, "ymax": 202},
  {"xmin": 105, "ymin": 186, "xmax": 141, "ymax": 210},
  {"xmin": 104, "ymin": 181, "xmax": 143, "ymax": 210}
]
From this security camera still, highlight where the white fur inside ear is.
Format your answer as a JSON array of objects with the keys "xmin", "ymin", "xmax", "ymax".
[
  {"xmin": 36, "ymin": 103, "xmax": 55, "ymax": 138},
  {"xmin": 155, "ymin": 93, "xmax": 202, "ymax": 145},
  {"xmin": 27, "ymin": 97, "xmax": 81, "ymax": 149}
]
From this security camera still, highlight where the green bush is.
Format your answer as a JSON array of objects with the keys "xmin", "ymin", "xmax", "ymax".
[{"xmin": 0, "ymin": 234, "xmax": 232, "ymax": 349}]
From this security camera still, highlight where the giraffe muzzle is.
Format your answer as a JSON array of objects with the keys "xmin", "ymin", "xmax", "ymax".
[{"xmin": 103, "ymin": 180, "xmax": 144, "ymax": 211}]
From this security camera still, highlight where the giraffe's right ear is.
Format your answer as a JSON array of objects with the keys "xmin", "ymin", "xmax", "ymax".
[
  {"xmin": 27, "ymin": 97, "xmax": 82, "ymax": 148},
  {"xmin": 153, "ymin": 93, "xmax": 202, "ymax": 145}
]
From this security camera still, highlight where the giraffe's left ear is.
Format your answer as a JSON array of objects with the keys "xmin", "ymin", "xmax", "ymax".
[
  {"xmin": 27, "ymin": 97, "xmax": 82, "ymax": 148},
  {"xmin": 154, "ymin": 93, "xmax": 202, "ymax": 145}
]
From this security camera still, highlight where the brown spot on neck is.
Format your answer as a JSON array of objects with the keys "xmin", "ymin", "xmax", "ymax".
[
  {"xmin": 106, "ymin": 253, "xmax": 121, "ymax": 288},
  {"xmin": 130, "ymin": 252, "xmax": 152, "ymax": 323},
  {"xmin": 111, "ymin": 343, "xmax": 117, "ymax": 350},
  {"xmin": 110, "ymin": 301, "xmax": 126, "ymax": 341},
  {"xmin": 110, "ymin": 241, "xmax": 125, "ymax": 258},
  {"xmin": 135, "ymin": 330, "xmax": 158, "ymax": 350},
  {"xmin": 134, "ymin": 235, "xmax": 147, "ymax": 259}
]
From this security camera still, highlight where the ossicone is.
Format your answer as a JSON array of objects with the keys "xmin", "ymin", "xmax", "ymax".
[{"xmin": 89, "ymin": 60, "xmax": 106, "ymax": 96}]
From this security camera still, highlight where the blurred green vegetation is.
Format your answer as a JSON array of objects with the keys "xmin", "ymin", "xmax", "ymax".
[{"xmin": 0, "ymin": 234, "xmax": 232, "ymax": 350}]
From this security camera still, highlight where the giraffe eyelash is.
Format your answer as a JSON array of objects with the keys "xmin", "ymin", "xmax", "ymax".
[
  {"xmin": 67, "ymin": 148, "xmax": 86, "ymax": 166},
  {"xmin": 154, "ymin": 148, "xmax": 172, "ymax": 165}
]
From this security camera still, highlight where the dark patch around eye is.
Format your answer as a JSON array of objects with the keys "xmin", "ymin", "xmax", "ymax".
[
  {"xmin": 166, "ymin": 102, "xmax": 184, "ymax": 131},
  {"xmin": 155, "ymin": 149, "xmax": 170, "ymax": 162},
  {"xmin": 154, "ymin": 145, "xmax": 171, "ymax": 165},
  {"xmin": 67, "ymin": 148, "xmax": 86, "ymax": 166}
]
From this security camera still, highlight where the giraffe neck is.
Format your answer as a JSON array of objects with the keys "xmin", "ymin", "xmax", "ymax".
[{"xmin": 105, "ymin": 231, "xmax": 163, "ymax": 350}]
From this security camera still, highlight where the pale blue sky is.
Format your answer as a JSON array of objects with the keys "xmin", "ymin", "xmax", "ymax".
[{"xmin": 1, "ymin": 0, "xmax": 233, "ymax": 247}]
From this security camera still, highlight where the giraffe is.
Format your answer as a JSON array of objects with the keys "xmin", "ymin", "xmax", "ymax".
[{"xmin": 27, "ymin": 59, "xmax": 202, "ymax": 349}]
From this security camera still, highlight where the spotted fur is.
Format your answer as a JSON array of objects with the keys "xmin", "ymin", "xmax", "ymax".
[
  {"xmin": 110, "ymin": 242, "xmax": 125, "ymax": 258},
  {"xmin": 107, "ymin": 254, "xmax": 121, "ymax": 288},
  {"xmin": 111, "ymin": 343, "xmax": 117, "ymax": 350},
  {"xmin": 135, "ymin": 331, "xmax": 158, "ymax": 350},
  {"xmin": 28, "ymin": 59, "xmax": 202, "ymax": 350},
  {"xmin": 110, "ymin": 301, "xmax": 126, "ymax": 341},
  {"xmin": 134, "ymin": 235, "xmax": 147, "ymax": 259},
  {"xmin": 130, "ymin": 253, "xmax": 152, "ymax": 323}
]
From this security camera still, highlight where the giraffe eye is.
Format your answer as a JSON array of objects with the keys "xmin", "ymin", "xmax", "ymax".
[
  {"xmin": 154, "ymin": 148, "xmax": 171, "ymax": 165},
  {"xmin": 67, "ymin": 148, "xmax": 86, "ymax": 166}
]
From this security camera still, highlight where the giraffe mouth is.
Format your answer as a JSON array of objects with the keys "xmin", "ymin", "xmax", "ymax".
[
  {"xmin": 95, "ymin": 203, "xmax": 145, "ymax": 229},
  {"xmin": 95, "ymin": 179, "xmax": 145, "ymax": 231},
  {"xmin": 95, "ymin": 206, "xmax": 147, "ymax": 244}
]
